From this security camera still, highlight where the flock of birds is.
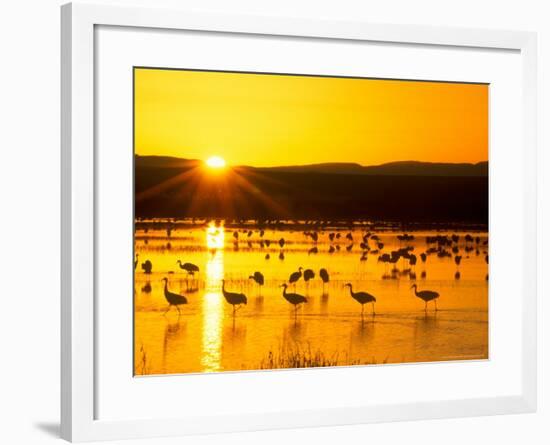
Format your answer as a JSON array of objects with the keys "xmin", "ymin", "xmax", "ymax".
[
  {"xmin": 158, "ymin": 264, "xmax": 440, "ymax": 318},
  {"xmin": 137, "ymin": 229, "xmax": 487, "ymax": 318}
]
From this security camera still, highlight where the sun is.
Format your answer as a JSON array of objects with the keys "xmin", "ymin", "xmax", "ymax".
[{"xmin": 205, "ymin": 156, "xmax": 226, "ymax": 169}]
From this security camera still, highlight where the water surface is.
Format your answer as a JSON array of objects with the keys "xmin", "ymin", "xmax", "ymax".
[{"xmin": 134, "ymin": 220, "xmax": 488, "ymax": 375}]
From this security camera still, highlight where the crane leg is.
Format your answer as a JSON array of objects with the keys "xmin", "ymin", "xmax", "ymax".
[
  {"xmin": 372, "ymin": 302, "xmax": 376, "ymax": 316},
  {"xmin": 163, "ymin": 305, "xmax": 171, "ymax": 315},
  {"xmin": 424, "ymin": 302, "xmax": 427, "ymax": 312},
  {"xmin": 434, "ymin": 300, "xmax": 438, "ymax": 311}
]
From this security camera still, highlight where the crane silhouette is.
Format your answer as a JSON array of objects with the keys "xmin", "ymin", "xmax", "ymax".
[
  {"xmin": 344, "ymin": 283, "xmax": 376, "ymax": 316},
  {"xmin": 221, "ymin": 279, "xmax": 247, "ymax": 316},
  {"xmin": 249, "ymin": 271, "xmax": 264, "ymax": 294},
  {"xmin": 288, "ymin": 267, "xmax": 303, "ymax": 290},
  {"xmin": 161, "ymin": 277, "xmax": 188, "ymax": 315},
  {"xmin": 176, "ymin": 260, "xmax": 199, "ymax": 277},
  {"xmin": 454, "ymin": 255, "xmax": 462, "ymax": 280},
  {"xmin": 141, "ymin": 259, "xmax": 152, "ymax": 274},
  {"xmin": 411, "ymin": 284, "xmax": 439, "ymax": 312},
  {"xmin": 319, "ymin": 268, "xmax": 329, "ymax": 291},
  {"xmin": 280, "ymin": 283, "xmax": 307, "ymax": 316},
  {"xmin": 303, "ymin": 269, "xmax": 315, "ymax": 289}
]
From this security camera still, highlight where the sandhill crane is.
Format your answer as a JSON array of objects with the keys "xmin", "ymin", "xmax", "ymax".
[
  {"xmin": 411, "ymin": 284, "xmax": 439, "ymax": 311},
  {"xmin": 265, "ymin": 253, "xmax": 270, "ymax": 260},
  {"xmin": 278, "ymin": 238, "xmax": 285, "ymax": 248},
  {"xmin": 233, "ymin": 231, "xmax": 239, "ymax": 241},
  {"xmin": 308, "ymin": 246, "xmax": 318, "ymax": 255},
  {"xmin": 329, "ymin": 245, "xmax": 335, "ymax": 254},
  {"xmin": 409, "ymin": 254, "xmax": 417, "ymax": 271},
  {"xmin": 319, "ymin": 268, "xmax": 329, "ymax": 291},
  {"xmin": 280, "ymin": 284, "xmax": 307, "ymax": 315},
  {"xmin": 288, "ymin": 267, "xmax": 303, "ymax": 290},
  {"xmin": 176, "ymin": 260, "xmax": 199, "ymax": 277},
  {"xmin": 303, "ymin": 269, "xmax": 315, "ymax": 289},
  {"xmin": 141, "ymin": 259, "xmax": 152, "ymax": 274},
  {"xmin": 346, "ymin": 233, "xmax": 353, "ymax": 241},
  {"xmin": 161, "ymin": 278, "xmax": 188, "ymax": 315},
  {"xmin": 249, "ymin": 271, "xmax": 264, "ymax": 293},
  {"xmin": 134, "ymin": 253, "xmax": 139, "ymax": 270},
  {"xmin": 221, "ymin": 279, "xmax": 247, "ymax": 316},
  {"xmin": 454, "ymin": 255, "xmax": 462, "ymax": 280},
  {"xmin": 344, "ymin": 283, "xmax": 376, "ymax": 316}
]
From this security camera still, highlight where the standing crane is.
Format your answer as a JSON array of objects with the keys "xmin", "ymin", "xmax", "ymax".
[
  {"xmin": 454, "ymin": 255, "xmax": 462, "ymax": 280},
  {"xmin": 303, "ymin": 269, "xmax": 315, "ymax": 290},
  {"xmin": 344, "ymin": 283, "xmax": 376, "ymax": 316},
  {"xmin": 221, "ymin": 279, "xmax": 247, "ymax": 316},
  {"xmin": 319, "ymin": 268, "xmax": 329, "ymax": 291},
  {"xmin": 411, "ymin": 284, "xmax": 439, "ymax": 312},
  {"xmin": 161, "ymin": 277, "xmax": 188, "ymax": 315},
  {"xmin": 249, "ymin": 271, "xmax": 264, "ymax": 294},
  {"xmin": 288, "ymin": 267, "xmax": 303, "ymax": 290},
  {"xmin": 280, "ymin": 284, "xmax": 307, "ymax": 316},
  {"xmin": 176, "ymin": 260, "xmax": 199, "ymax": 277}
]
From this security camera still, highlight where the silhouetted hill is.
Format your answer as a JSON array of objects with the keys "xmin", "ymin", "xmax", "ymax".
[
  {"xmin": 135, "ymin": 155, "xmax": 488, "ymax": 177},
  {"xmin": 251, "ymin": 160, "xmax": 488, "ymax": 176},
  {"xmin": 135, "ymin": 155, "xmax": 488, "ymax": 223},
  {"xmin": 135, "ymin": 155, "xmax": 200, "ymax": 168}
]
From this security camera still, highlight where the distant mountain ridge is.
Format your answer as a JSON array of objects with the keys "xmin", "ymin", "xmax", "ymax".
[
  {"xmin": 135, "ymin": 155, "xmax": 488, "ymax": 177},
  {"xmin": 252, "ymin": 160, "xmax": 488, "ymax": 176}
]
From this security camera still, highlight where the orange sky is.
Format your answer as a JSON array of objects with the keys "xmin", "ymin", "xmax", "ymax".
[{"xmin": 134, "ymin": 68, "xmax": 488, "ymax": 167}]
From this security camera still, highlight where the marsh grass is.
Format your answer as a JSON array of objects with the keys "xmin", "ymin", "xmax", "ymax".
[
  {"xmin": 136, "ymin": 343, "xmax": 150, "ymax": 375},
  {"xmin": 258, "ymin": 343, "xmax": 387, "ymax": 370}
]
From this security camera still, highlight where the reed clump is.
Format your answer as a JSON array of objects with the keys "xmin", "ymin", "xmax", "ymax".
[{"xmin": 258, "ymin": 344, "xmax": 382, "ymax": 369}]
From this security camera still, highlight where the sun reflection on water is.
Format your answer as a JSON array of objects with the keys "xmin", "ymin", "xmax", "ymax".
[{"xmin": 201, "ymin": 222, "xmax": 225, "ymax": 372}]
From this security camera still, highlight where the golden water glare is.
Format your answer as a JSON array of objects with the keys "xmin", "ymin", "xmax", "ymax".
[
  {"xmin": 200, "ymin": 223, "xmax": 225, "ymax": 372},
  {"xmin": 134, "ymin": 222, "xmax": 489, "ymax": 375}
]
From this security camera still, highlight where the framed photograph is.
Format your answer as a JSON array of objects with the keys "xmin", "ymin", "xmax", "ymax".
[{"xmin": 61, "ymin": 2, "xmax": 537, "ymax": 442}]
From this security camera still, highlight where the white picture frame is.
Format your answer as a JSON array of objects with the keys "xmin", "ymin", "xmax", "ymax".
[{"xmin": 61, "ymin": 2, "xmax": 537, "ymax": 442}]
